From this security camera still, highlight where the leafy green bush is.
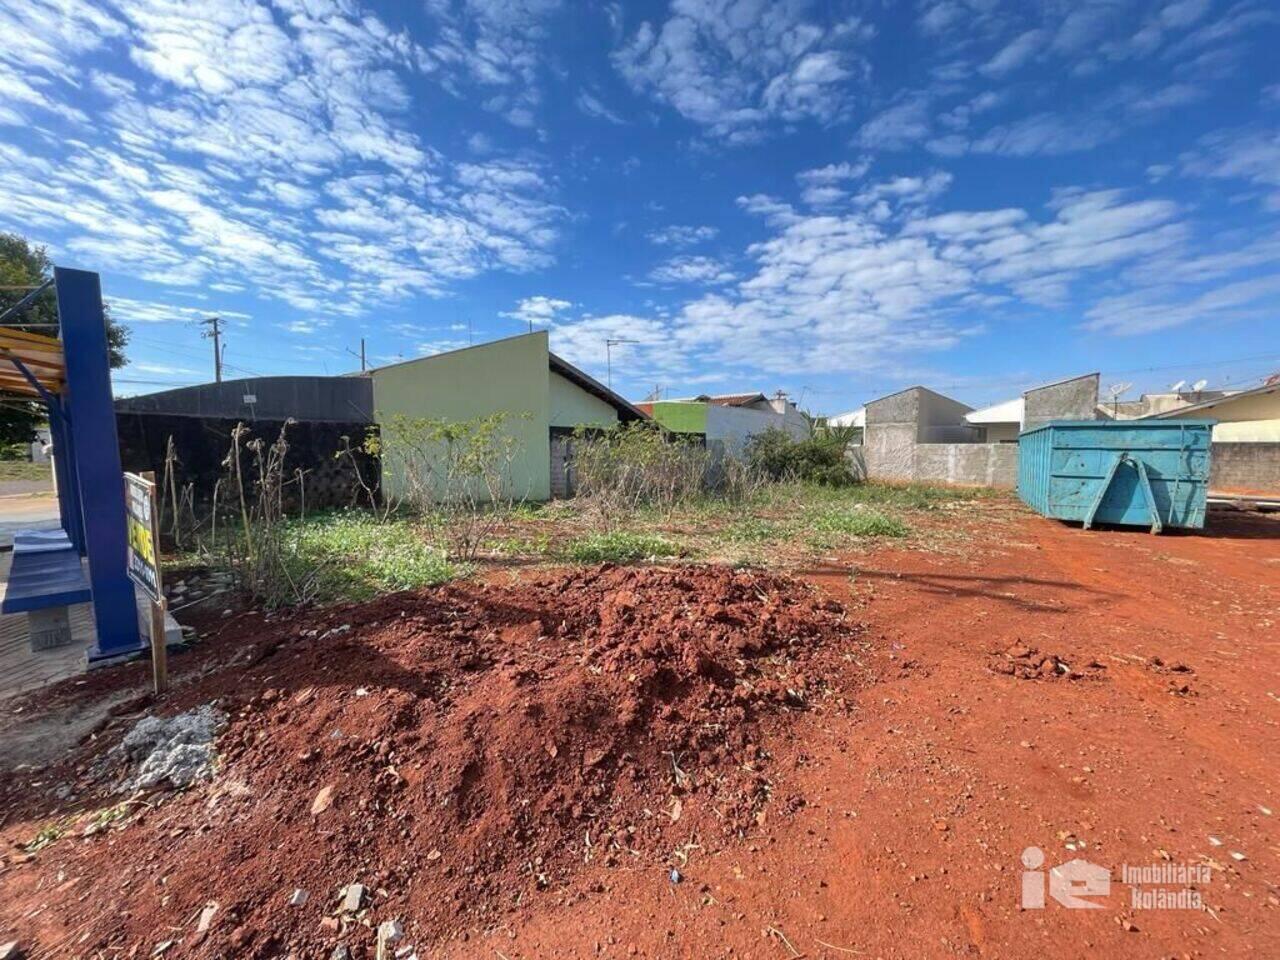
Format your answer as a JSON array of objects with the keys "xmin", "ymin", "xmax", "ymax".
[
  {"xmin": 562, "ymin": 530, "xmax": 679, "ymax": 564},
  {"xmin": 745, "ymin": 427, "xmax": 854, "ymax": 485}
]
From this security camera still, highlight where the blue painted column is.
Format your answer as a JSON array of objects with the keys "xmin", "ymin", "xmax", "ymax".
[
  {"xmin": 47, "ymin": 405, "xmax": 85, "ymax": 553},
  {"xmin": 54, "ymin": 267, "xmax": 141, "ymax": 658}
]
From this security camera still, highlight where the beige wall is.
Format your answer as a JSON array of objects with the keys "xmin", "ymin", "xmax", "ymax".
[
  {"xmin": 1164, "ymin": 387, "xmax": 1280, "ymax": 442},
  {"xmin": 549, "ymin": 371, "xmax": 618, "ymax": 430},
  {"xmin": 371, "ymin": 332, "xmax": 552, "ymax": 502}
]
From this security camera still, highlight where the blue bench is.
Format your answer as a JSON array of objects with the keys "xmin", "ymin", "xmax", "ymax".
[{"xmin": 2, "ymin": 529, "xmax": 91, "ymax": 614}]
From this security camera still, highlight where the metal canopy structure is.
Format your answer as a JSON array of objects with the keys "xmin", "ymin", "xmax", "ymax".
[
  {"xmin": 0, "ymin": 268, "xmax": 141, "ymax": 660},
  {"xmin": 0, "ymin": 326, "xmax": 66, "ymax": 398}
]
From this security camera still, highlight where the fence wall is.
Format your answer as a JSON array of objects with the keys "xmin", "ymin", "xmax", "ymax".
[
  {"xmin": 115, "ymin": 413, "xmax": 379, "ymax": 514},
  {"xmin": 1209, "ymin": 442, "xmax": 1280, "ymax": 495}
]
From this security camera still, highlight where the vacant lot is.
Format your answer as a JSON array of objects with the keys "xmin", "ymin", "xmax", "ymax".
[{"xmin": 1, "ymin": 491, "xmax": 1277, "ymax": 958}]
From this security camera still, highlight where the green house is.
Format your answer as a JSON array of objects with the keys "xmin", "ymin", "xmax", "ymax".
[{"xmin": 370, "ymin": 331, "xmax": 647, "ymax": 502}]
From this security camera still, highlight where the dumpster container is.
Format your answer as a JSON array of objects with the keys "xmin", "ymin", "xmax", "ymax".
[{"xmin": 1017, "ymin": 420, "xmax": 1214, "ymax": 532}]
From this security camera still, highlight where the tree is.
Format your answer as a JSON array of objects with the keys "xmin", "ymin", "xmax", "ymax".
[{"xmin": 0, "ymin": 233, "xmax": 130, "ymax": 449}]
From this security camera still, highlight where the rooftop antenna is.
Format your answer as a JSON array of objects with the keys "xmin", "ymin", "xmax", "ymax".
[
  {"xmin": 605, "ymin": 338, "xmax": 639, "ymax": 391},
  {"xmin": 1105, "ymin": 381, "xmax": 1132, "ymax": 418}
]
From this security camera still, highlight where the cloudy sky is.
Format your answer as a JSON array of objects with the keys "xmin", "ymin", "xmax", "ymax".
[{"xmin": 2, "ymin": 0, "xmax": 1278, "ymax": 412}]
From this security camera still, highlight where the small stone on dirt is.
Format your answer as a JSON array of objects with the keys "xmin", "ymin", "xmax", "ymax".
[
  {"xmin": 289, "ymin": 888, "xmax": 309, "ymax": 906},
  {"xmin": 341, "ymin": 883, "xmax": 365, "ymax": 913},
  {"xmin": 378, "ymin": 919, "xmax": 403, "ymax": 943},
  {"xmin": 311, "ymin": 785, "xmax": 334, "ymax": 815}
]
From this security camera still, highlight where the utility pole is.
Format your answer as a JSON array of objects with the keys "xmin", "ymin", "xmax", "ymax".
[
  {"xmin": 199, "ymin": 316, "xmax": 223, "ymax": 382},
  {"xmin": 347, "ymin": 337, "xmax": 368, "ymax": 372},
  {"xmin": 605, "ymin": 338, "xmax": 639, "ymax": 391}
]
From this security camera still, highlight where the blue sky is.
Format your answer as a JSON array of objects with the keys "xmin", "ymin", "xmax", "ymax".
[{"xmin": 1, "ymin": 0, "xmax": 1278, "ymax": 415}]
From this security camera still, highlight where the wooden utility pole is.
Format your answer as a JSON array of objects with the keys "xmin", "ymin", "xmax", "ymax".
[{"xmin": 200, "ymin": 316, "xmax": 223, "ymax": 382}]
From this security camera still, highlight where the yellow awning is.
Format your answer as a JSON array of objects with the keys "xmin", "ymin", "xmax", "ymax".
[{"xmin": 0, "ymin": 327, "xmax": 65, "ymax": 399}]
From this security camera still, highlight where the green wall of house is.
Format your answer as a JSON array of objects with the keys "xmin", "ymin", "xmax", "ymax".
[
  {"xmin": 371, "ymin": 332, "xmax": 552, "ymax": 502},
  {"xmin": 549, "ymin": 370, "xmax": 619, "ymax": 430},
  {"xmin": 648, "ymin": 400, "xmax": 708, "ymax": 434}
]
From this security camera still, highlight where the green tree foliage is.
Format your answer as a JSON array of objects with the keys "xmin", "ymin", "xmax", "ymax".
[
  {"xmin": 0, "ymin": 233, "xmax": 130, "ymax": 448},
  {"xmin": 744, "ymin": 427, "xmax": 855, "ymax": 486}
]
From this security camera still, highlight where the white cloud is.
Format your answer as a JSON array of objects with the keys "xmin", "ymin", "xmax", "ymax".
[
  {"xmin": 576, "ymin": 90, "xmax": 625, "ymax": 124},
  {"xmin": 856, "ymin": 94, "xmax": 932, "ymax": 150},
  {"xmin": 1181, "ymin": 126, "xmax": 1280, "ymax": 210},
  {"xmin": 0, "ymin": 0, "xmax": 566, "ymax": 324},
  {"xmin": 421, "ymin": 0, "xmax": 563, "ymax": 126},
  {"xmin": 614, "ymin": 0, "xmax": 873, "ymax": 142},
  {"xmin": 556, "ymin": 182, "xmax": 1202, "ymax": 381},
  {"xmin": 501, "ymin": 295, "xmax": 573, "ymax": 329},
  {"xmin": 649, "ymin": 254, "xmax": 736, "ymax": 285},
  {"xmin": 979, "ymin": 29, "xmax": 1046, "ymax": 77},
  {"xmin": 1085, "ymin": 274, "xmax": 1280, "ymax": 335},
  {"xmin": 647, "ymin": 224, "xmax": 719, "ymax": 248}
]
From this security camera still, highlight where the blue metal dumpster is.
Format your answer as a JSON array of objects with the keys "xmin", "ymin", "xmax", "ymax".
[{"xmin": 1017, "ymin": 420, "xmax": 1214, "ymax": 532}]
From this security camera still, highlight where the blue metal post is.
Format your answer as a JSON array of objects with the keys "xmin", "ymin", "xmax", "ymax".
[
  {"xmin": 47, "ymin": 405, "xmax": 85, "ymax": 553},
  {"xmin": 54, "ymin": 267, "xmax": 141, "ymax": 658}
]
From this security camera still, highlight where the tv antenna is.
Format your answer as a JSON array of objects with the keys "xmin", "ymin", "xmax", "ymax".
[
  {"xmin": 605, "ymin": 338, "xmax": 639, "ymax": 390},
  {"xmin": 1105, "ymin": 381, "xmax": 1132, "ymax": 417}
]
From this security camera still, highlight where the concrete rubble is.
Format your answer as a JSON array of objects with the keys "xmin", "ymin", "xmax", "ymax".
[{"xmin": 120, "ymin": 705, "xmax": 227, "ymax": 792}]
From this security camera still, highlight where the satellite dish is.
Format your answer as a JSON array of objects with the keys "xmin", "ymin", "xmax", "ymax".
[
  {"xmin": 1106, "ymin": 382, "xmax": 1133, "ymax": 399},
  {"xmin": 1169, "ymin": 379, "xmax": 1185, "ymax": 393},
  {"xmin": 1192, "ymin": 379, "xmax": 1208, "ymax": 392}
]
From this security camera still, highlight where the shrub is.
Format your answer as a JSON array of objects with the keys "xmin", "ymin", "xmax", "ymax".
[
  {"xmin": 745, "ymin": 428, "xmax": 854, "ymax": 486},
  {"xmin": 562, "ymin": 530, "xmax": 679, "ymax": 564},
  {"xmin": 570, "ymin": 422, "xmax": 710, "ymax": 527}
]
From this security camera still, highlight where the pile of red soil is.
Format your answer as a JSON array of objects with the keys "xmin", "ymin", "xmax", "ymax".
[{"xmin": 2, "ymin": 564, "xmax": 862, "ymax": 958}]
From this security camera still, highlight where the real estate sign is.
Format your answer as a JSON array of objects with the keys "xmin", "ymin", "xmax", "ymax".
[{"xmin": 124, "ymin": 472, "xmax": 162, "ymax": 603}]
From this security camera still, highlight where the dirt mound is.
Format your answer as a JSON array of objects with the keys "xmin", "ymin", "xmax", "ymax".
[{"xmin": 3, "ymin": 565, "xmax": 862, "ymax": 958}]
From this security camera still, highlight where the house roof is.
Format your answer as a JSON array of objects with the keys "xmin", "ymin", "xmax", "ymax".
[
  {"xmin": 691, "ymin": 392, "xmax": 769, "ymax": 407},
  {"xmin": 828, "ymin": 407, "xmax": 865, "ymax": 428},
  {"xmin": 965, "ymin": 396, "xmax": 1024, "ymax": 425},
  {"xmin": 1152, "ymin": 378, "xmax": 1279, "ymax": 418}
]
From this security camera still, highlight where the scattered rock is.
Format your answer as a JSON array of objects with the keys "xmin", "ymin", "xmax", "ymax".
[
  {"xmin": 311, "ymin": 785, "xmax": 334, "ymax": 816},
  {"xmin": 195, "ymin": 902, "xmax": 218, "ymax": 934},
  {"xmin": 340, "ymin": 883, "xmax": 365, "ymax": 914},
  {"xmin": 378, "ymin": 919, "xmax": 403, "ymax": 943},
  {"xmin": 290, "ymin": 888, "xmax": 309, "ymax": 907}
]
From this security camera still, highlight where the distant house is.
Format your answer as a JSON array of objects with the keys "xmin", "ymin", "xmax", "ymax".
[
  {"xmin": 1150, "ymin": 377, "xmax": 1280, "ymax": 441},
  {"xmin": 114, "ymin": 332, "xmax": 646, "ymax": 504},
  {"xmin": 1145, "ymin": 377, "xmax": 1280, "ymax": 496},
  {"xmin": 635, "ymin": 390, "xmax": 808, "ymax": 457},
  {"xmin": 370, "ymin": 331, "xmax": 646, "ymax": 501},
  {"xmin": 856, "ymin": 374, "xmax": 1100, "ymax": 487}
]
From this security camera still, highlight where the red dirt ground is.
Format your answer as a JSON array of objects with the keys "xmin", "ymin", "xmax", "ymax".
[{"xmin": 2, "ymin": 502, "xmax": 1279, "ymax": 958}]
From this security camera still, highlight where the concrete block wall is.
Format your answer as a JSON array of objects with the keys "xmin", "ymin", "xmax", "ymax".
[
  {"xmin": 1024, "ymin": 373, "xmax": 1100, "ymax": 429},
  {"xmin": 1209, "ymin": 442, "xmax": 1280, "ymax": 495},
  {"xmin": 914, "ymin": 443, "xmax": 1018, "ymax": 488}
]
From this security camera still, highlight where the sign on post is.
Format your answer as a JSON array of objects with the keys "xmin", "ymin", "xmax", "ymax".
[{"xmin": 124, "ymin": 471, "xmax": 167, "ymax": 692}]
